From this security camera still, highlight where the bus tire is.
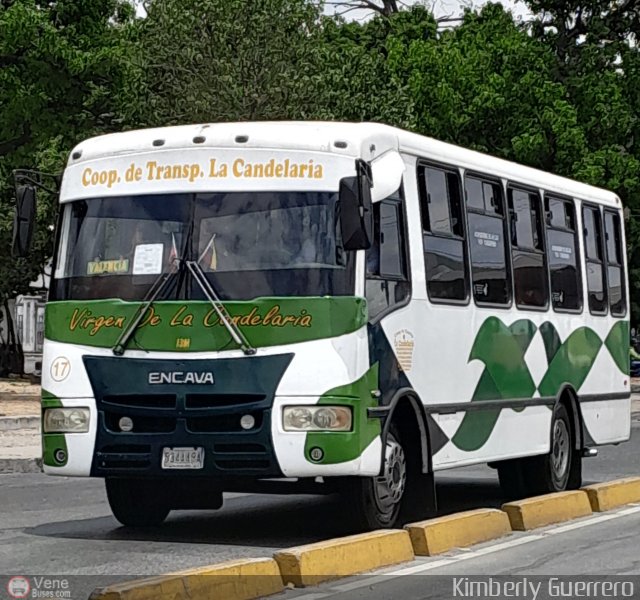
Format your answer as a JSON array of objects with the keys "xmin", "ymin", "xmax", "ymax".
[
  {"xmin": 105, "ymin": 478, "xmax": 170, "ymax": 527},
  {"xmin": 343, "ymin": 426, "xmax": 407, "ymax": 530},
  {"xmin": 526, "ymin": 403, "xmax": 574, "ymax": 495}
]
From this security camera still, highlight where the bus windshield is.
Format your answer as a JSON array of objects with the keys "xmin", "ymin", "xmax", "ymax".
[{"xmin": 50, "ymin": 191, "xmax": 355, "ymax": 301}]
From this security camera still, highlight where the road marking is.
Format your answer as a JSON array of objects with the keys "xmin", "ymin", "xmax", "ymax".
[
  {"xmin": 291, "ymin": 505, "xmax": 640, "ymax": 599},
  {"xmin": 545, "ymin": 504, "xmax": 640, "ymax": 535},
  {"xmin": 386, "ymin": 533, "xmax": 546, "ymax": 575}
]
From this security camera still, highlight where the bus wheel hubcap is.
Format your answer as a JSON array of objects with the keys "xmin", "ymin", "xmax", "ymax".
[
  {"xmin": 374, "ymin": 434, "xmax": 406, "ymax": 513},
  {"xmin": 552, "ymin": 420, "xmax": 570, "ymax": 481}
]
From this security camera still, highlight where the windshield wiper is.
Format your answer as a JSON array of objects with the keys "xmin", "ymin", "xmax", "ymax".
[
  {"xmin": 185, "ymin": 260, "xmax": 256, "ymax": 356},
  {"xmin": 112, "ymin": 259, "xmax": 179, "ymax": 356}
]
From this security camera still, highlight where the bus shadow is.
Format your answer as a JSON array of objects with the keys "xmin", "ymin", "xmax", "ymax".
[
  {"xmin": 24, "ymin": 493, "xmax": 356, "ymax": 549},
  {"xmin": 24, "ymin": 474, "xmax": 506, "ymax": 548}
]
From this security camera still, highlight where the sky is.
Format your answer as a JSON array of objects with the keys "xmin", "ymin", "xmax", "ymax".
[
  {"xmin": 135, "ymin": 1, "xmax": 534, "ymax": 22},
  {"xmin": 324, "ymin": 0, "xmax": 533, "ymax": 22}
]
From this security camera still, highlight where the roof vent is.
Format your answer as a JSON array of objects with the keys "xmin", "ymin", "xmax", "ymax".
[
  {"xmin": 334, "ymin": 141, "xmax": 348, "ymax": 149},
  {"xmin": 152, "ymin": 139, "xmax": 165, "ymax": 147},
  {"xmin": 193, "ymin": 136, "xmax": 206, "ymax": 144},
  {"xmin": 72, "ymin": 150, "xmax": 82, "ymax": 160},
  {"xmin": 235, "ymin": 135, "xmax": 249, "ymax": 144}
]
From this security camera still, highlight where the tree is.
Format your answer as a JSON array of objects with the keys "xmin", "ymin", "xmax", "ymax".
[
  {"xmin": 135, "ymin": 0, "xmax": 324, "ymax": 126},
  {"xmin": 384, "ymin": 4, "xmax": 587, "ymax": 174},
  {"xmin": 0, "ymin": 0, "xmax": 137, "ymax": 373},
  {"xmin": 525, "ymin": 0, "xmax": 640, "ymax": 322}
]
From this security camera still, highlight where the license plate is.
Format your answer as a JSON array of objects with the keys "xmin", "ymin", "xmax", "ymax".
[{"xmin": 161, "ymin": 447, "xmax": 204, "ymax": 469}]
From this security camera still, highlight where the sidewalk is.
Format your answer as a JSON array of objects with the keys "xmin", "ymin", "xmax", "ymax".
[{"xmin": 0, "ymin": 379, "xmax": 41, "ymax": 473}]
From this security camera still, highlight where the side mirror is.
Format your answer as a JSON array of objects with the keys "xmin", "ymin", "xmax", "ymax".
[
  {"xmin": 339, "ymin": 160, "xmax": 373, "ymax": 250},
  {"xmin": 13, "ymin": 185, "xmax": 37, "ymax": 257}
]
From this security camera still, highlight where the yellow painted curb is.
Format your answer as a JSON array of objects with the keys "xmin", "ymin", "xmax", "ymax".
[
  {"xmin": 582, "ymin": 477, "xmax": 640, "ymax": 512},
  {"xmin": 502, "ymin": 490, "xmax": 592, "ymax": 531},
  {"xmin": 89, "ymin": 558, "xmax": 284, "ymax": 600},
  {"xmin": 405, "ymin": 508, "xmax": 512, "ymax": 555},
  {"xmin": 273, "ymin": 529, "xmax": 414, "ymax": 587}
]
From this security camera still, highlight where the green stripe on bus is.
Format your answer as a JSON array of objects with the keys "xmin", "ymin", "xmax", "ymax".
[
  {"xmin": 44, "ymin": 297, "xmax": 368, "ymax": 352},
  {"xmin": 304, "ymin": 364, "xmax": 380, "ymax": 465},
  {"xmin": 452, "ymin": 318, "xmax": 628, "ymax": 452}
]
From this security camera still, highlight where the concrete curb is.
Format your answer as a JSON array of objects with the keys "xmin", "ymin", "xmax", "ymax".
[
  {"xmin": 582, "ymin": 477, "xmax": 640, "ymax": 512},
  {"xmin": 0, "ymin": 416, "xmax": 40, "ymax": 431},
  {"xmin": 0, "ymin": 457, "xmax": 42, "ymax": 474},
  {"xmin": 502, "ymin": 490, "xmax": 592, "ymax": 531},
  {"xmin": 89, "ymin": 558, "xmax": 284, "ymax": 600},
  {"xmin": 273, "ymin": 529, "xmax": 414, "ymax": 587},
  {"xmin": 405, "ymin": 508, "xmax": 512, "ymax": 556},
  {"xmin": 86, "ymin": 477, "xmax": 640, "ymax": 599}
]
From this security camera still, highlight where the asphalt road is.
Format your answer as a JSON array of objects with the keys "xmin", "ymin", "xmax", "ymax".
[{"xmin": 1, "ymin": 423, "xmax": 638, "ymax": 599}]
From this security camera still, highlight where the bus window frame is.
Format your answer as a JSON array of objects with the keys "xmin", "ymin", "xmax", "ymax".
[
  {"xmin": 506, "ymin": 182, "xmax": 550, "ymax": 312},
  {"xmin": 463, "ymin": 170, "xmax": 513, "ymax": 310},
  {"xmin": 365, "ymin": 184, "xmax": 413, "ymax": 325},
  {"xmin": 603, "ymin": 207, "xmax": 627, "ymax": 318},
  {"xmin": 543, "ymin": 193, "xmax": 584, "ymax": 315},
  {"xmin": 417, "ymin": 159, "xmax": 471, "ymax": 307},
  {"xmin": 582, "ymin": 201, "xmax": 609, "ymax": 317}
]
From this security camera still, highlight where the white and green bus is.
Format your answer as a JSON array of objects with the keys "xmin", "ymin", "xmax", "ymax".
[{"xmin": 13, "ymin": 122, "xmax": 630, "ymax": 529}]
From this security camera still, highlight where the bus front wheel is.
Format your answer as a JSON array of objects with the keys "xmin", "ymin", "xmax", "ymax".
[
  {"xmin": 343, "ymin": 428, "xmax": 407, "ymax": 530},
  {"xmin": 105, "ymin": 478, "xmax": 170, "ymax": 527}
]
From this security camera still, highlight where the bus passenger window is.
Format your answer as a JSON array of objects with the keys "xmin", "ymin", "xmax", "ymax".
[
  {"xmin": 604, "ymin": 210, "xmax": 626, "ymax": 316},
  {"xmin": 465, "ymin": 176, "xmax": 510, "ymax": 305},
  {"xmin": 421, "ymin": 166, "xmax": 468, "ymax": 303},
  {"xmin": 582, "ymin": 205, "xmax": 607, "ymax": 314},
  {"xmin": 545, "ymin": 197, "xmax": 581, "ymax": 312},
  {"xmin": 365, "ymin": 193, "xmax": 409, "ymax": 320},
  {"xmin": 508, "ymin": 188, "xmax": 548, "ymax": 308}
]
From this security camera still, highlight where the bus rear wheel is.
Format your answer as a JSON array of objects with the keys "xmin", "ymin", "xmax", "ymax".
[
  {"xmin": 343, "ymin": 428, "xmax": 408, "ymax": 530},
  {"xmin": 497, "ymin": 404, "xmax": 579, "ymax": 498},
  {"xmin": 105, "ymin": 478, "xmax": 170, "ymax": 527},
  {"xmin": 527, "ymin": 403, "xmax": 576, "ymax": 494}
]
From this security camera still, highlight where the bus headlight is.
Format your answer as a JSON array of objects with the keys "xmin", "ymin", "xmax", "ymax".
[
  {"xmin": 283, "ymin": 406, "xmax": 352, "ymax": 432},
  {"xmin": 43, "ymin": 408, "xmax": 90, "ymax": 433}
]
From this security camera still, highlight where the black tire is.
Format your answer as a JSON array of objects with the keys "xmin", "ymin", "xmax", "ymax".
[
  {"xmin": 526, "ymin": 403, "xmax": 576, "ymax": 495},
  {"xmin": 342, "ymin": 427, "xmax": 408, "ymax": 530},
  {"xmin": 106, "ymin": 478, "xmax": 170, "ymax": 527}
]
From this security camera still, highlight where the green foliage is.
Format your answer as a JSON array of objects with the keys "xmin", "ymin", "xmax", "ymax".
[
  {"xmin": 4, "ymin": 0, "xmax": 640, "ymax": 366},
  {"xmin": 524, "ymin": 0, "xmax": 640, "ymax": 321},
  {"xmin": 134, "ymin": 0, "xmax": 323, "ymax": 125},
  {"xmin": 0, "ymin": 0, "xmax": 137, "ymax": 369},
  {"xmin": 387, "ymin": 4, "xmax": 588, "ymax": 174}
]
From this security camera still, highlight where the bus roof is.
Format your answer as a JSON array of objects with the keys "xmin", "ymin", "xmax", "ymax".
[{"xmin": 70, "ymin": 121, "xmax": 621, "ymax": 208}]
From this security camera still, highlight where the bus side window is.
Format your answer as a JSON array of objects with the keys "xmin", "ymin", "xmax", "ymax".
[
  {"xmin": 420, "ymin": 165, "xmax": 468, "ymax": 303},
  {"xmin": 604, "ymin": 210, "xmax": 626, "ymax": 316},
  {"xmin": 582, "ymin": 205, "xmax": 607, "ymax": 315},
  {"xmin": 508, "ymin": 187, "xmax": 548, "ymax": 309},
  {"xmin": 365, "ymin": 193, "xmax": 410, "ymax": 320},
  {"xmin": 545, "ymin": 197, "xmax": 582, "ymax": 312},
  {"xmin": 464, "ymin": 176, "xmax": 510, "ymax": 306}
]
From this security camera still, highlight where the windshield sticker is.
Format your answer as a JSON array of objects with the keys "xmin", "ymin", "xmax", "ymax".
[
  {"xmin": 80, "ymin": 157, "xmax": 325, "ymax": 190},
  {"xmin": 133, "ymin": 243, "xmax": 164, "ymax": 275},
  {"xmin": 87, "ymin": 259, "xmax": 129, "ymax": 275}
]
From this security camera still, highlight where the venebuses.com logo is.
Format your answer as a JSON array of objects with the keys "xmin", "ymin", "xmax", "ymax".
[
  {"xmin": 6, "ymin": 577, "xmax": 30, "ymax": 599},
  {"xmin": 5, "ymin": 576, "xmax": 71, "ymax": 599}
]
